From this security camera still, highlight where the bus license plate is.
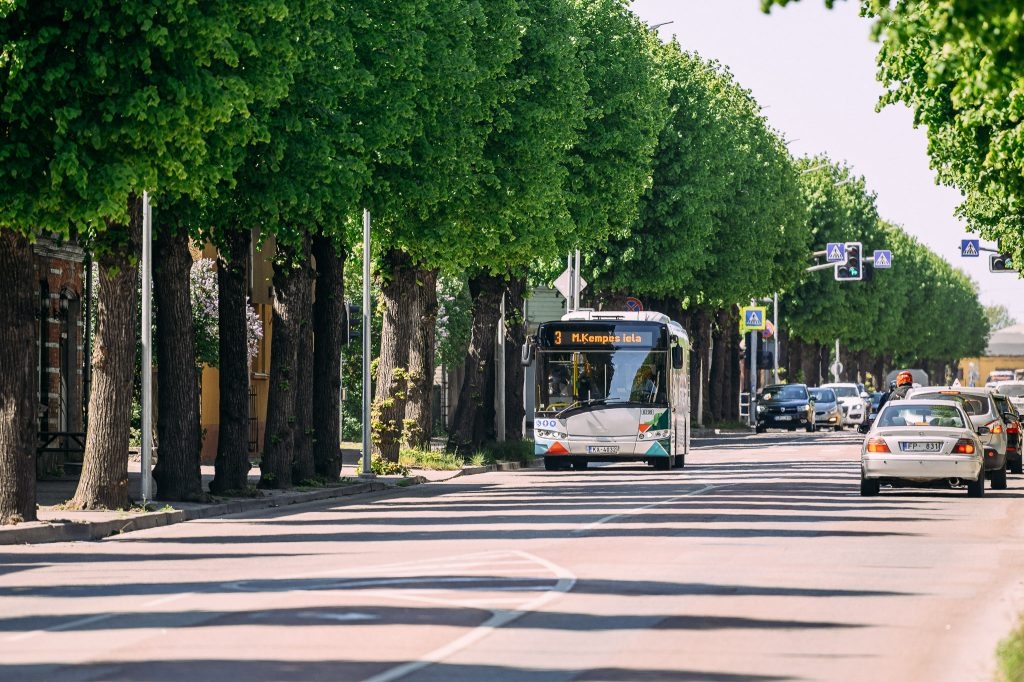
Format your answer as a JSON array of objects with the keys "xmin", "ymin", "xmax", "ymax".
[{"xmin": 587, "ymin": 446, "xmax": 619, "ymax": 454}]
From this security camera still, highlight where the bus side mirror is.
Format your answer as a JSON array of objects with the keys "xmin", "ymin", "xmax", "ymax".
[
  {"xmin": 521, "ymin": 338, "xmax": 535, "ymax": 366},
  {"xmin": 671, "ymin": 345, "xmax": 683, "ymax": 370}
]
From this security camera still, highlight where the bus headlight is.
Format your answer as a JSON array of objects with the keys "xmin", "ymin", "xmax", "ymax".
[{"xmin": 535, "ymin": 429, "xmax": 568, "ymax": 440}]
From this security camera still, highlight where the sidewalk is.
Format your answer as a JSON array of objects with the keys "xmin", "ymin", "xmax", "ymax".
[{"xmin": 3, "ymin": 455, "xmax": 520, "ymax": 546}]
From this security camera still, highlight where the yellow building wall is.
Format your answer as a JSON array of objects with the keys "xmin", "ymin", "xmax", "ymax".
[{"xmin": 957, "ymin": 356, "xmax": 1024, "ymax": 387}]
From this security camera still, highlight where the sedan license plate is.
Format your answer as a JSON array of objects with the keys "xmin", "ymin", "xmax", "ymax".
[
  {"xmin": 775, "ymin": 415, "xmax": 792, "ymax": 421},
  {"xmin": 587, "ymin": 445, "xmax": 619, "ymax": 454},
  {"xmin": 899, "ymin": 441, "xmax": 942, "ymax": 453}
]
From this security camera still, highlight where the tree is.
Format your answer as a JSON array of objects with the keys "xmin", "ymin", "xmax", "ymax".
[
  {"xmin": 986, "ymin": 305, "xmax": 1016, "ymax": 332},
  {"xmin": 1, "ymin": 2, "xmax": 289, "ymax": 512},
  {"xmin": 366, "ymin": 0, "xmax": 523, "ymax": 461}
]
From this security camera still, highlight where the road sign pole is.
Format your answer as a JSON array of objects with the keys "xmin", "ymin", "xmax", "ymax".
[
  {"xmin": 773, "ymin": 293, "xmax": 779, "ymax": 384},
  {"xmin": 749, "ymin": 329, "xmax": 757, "ymax": 426}
]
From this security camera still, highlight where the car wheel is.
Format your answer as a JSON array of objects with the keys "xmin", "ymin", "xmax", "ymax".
[
  {"xmin": 755, "ymin": 425, "xmax": 766, "ymax": 434},
  {"xmin": 991, "ymin": 465, "xmax": 1008, "ymax": 490},
  {"xmin": 787, "ymin": 426, "xmax": 797, "ymax": 432},
  {"xmin": 834, "ymin": 423, "xmax": 843, "ymax": 432},
  {"xmin": 860, "ymin": 477, "xmax": 879, "ymax": 496},
  {"xmin": 967, "ymin": 470, "xmax": 985, "ymax": 497},
  {"xmin": 806, "ymin": 423, "xmax": 815, "ymax": 433}
]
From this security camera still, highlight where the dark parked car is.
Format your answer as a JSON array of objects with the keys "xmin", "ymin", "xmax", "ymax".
[
  {"xmin": 992, "ymin": 392, "xmax": 1022, "ymax": 474},
  {"xmin": 756, "ymin": 383, "xmax": 815, "ymax": 433}
]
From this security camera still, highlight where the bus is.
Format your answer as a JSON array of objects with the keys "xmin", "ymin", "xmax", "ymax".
[{"xmin": 523, "ymin": 309, "xmax": 691, "ymax": 471}]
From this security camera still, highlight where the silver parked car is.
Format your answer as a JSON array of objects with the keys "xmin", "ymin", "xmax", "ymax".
[
  {"xmin": 861, "ymin": 399, "xmax": 987, "ymax": 497},
  {"xmin": 904, "ymin": 386, "xmax": 1008, "ymax": 489},
  {"xmin": 810, "ymin": 387, "xmax": 843, "ymax": 431}
]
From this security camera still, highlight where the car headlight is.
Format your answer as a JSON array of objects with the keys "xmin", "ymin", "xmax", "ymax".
[
  {"xmin": 756, "ymin": 405, "xmax": 766, "ymax": 413},
  {"xmin": 535, "ymin": 429, "xmax": 567, "ymax": 440},
  {"xmin": 799, "ymin": 404, "xmax": 809, "ymax": 412}
]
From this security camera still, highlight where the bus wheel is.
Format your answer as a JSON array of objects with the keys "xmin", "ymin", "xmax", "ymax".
[{"xmin": 673, "ymin": 454, "xmax": 684, "ymax": 468}]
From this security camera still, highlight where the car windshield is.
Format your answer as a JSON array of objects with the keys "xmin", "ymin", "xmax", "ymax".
[
  {"xmin": 760, "ymin": 385, "xmax": 807, "ymax": 401},
  {"xmin": 998, "ymin": 384, "xmax": 1024, "ymax": 398},
  {"xmin": 810, "ymin": 389, "xmax": 835, "ymax": 402},
  {"xmin": 830, "ymin": 386, "xmax": 859, "ymax": 398},
  {"xmin": 870, "ymin": 392, "xmax": 883, "ymax": 408},
  {"xmin": 877, "ymin": 404, "xmax": 965, "ymax": 428}
]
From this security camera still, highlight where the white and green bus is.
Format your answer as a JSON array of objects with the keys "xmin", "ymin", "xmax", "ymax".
[{"xmin": 524, "ymin": 309, "xmax": 691, "ymax": 471}]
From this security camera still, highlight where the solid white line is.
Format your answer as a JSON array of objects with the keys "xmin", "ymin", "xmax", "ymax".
[
  {"xmin": 360, "ymin": 551, "xmax": 576, "ymax": 682},
  {"xmin": 572, "ymin": 483, "xmax": 729, "ymax": 533}
]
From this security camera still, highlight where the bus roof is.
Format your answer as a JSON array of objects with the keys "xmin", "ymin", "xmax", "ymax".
[{"xmin": 562, "ymin": 309, "xmax": 672, "ymax": 324}]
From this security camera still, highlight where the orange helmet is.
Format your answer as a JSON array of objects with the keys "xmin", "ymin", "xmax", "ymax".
[{"xmin": 896, "ymin": 371, "xmax": 913, "ymax": 387}]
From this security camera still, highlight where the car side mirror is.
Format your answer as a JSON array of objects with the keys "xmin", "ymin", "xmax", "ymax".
[
  {"xmin": 1004, "ymin": 412, "xmax": 1018, "ymax": 423},
  {"xmin": 860, "ymin": 392, "xmax": 870, "ymax": 399},
  {"xmin": 977, "ymin": 425, "xmax": 991, "ymax": 435}
]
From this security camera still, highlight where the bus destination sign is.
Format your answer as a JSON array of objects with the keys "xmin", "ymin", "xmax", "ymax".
[{"xmin": 552, "ymin": 329, "xmax": 655, "ymax": 347}]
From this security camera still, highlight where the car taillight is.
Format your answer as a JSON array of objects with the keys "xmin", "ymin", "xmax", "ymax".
[
  {"xmin": 1007, "ymin": 421, "xmax": 1020, "ymax": 435},
  {"xmin": 953, "ymin": 439, "xmax": 976, "ymax": 454},
  {"xmin": 986, "ymin": 420, "xmax": 1004, "ymax": 434},
  {"xmin": 866, "ymin": 438, "xmax": 891, "ymax": 453}
]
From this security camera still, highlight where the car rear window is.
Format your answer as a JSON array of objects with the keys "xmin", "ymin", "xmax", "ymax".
[{"xmin": 878, "ymin": 404, "xmax": 965, "ymax": 428}]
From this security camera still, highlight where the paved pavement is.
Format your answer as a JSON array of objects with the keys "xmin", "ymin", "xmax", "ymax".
[{"xmin": 3, "ymin": 454, "xmax": 518, "ymax": 546}]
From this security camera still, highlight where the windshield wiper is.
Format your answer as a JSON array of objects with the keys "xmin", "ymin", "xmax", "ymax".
[{"xmin": 556, "ymin": 398, "xmax": 607, "ymax": 416}]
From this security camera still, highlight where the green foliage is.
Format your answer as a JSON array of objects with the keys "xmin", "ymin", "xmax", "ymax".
[
  {"xmin": 997, "ymin": 613, "xmax": 1024, "ymax": 682},
  {"xmin": 480, "ymin": 439, "xmax": 535, "ymax": 465},
  {"xmin": 370, "ymin": 456, "xmax": 409, "ymax": 477},
  {"xmin": 399, "ymin": 448, "xmax": 463, "ymax": 471}
]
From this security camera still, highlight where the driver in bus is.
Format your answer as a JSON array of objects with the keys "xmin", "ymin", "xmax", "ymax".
[{"xmin": 633, "ymin": 366, "xmax": 658, "ymax": 402}]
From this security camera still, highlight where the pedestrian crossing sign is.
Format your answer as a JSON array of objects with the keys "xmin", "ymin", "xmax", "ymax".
[
  {"xmin": 826, "ymin": 242, "xmax": 845, "ymax": 262},
  {"xmin": 740, "ymin": 306, "xmax": 767, "ymax": 332},
  {"xmin": 873, "ymin": 250, "xmax": 892, "ymax": 269},
  {"xmin": 961, "ymin": 239, "xmax": 980, "ymax": 257}
]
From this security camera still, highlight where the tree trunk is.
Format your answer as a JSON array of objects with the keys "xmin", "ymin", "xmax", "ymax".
[
  {"xmin": 725, "ymin": 306, "xmax": 741, "ymax": 421},
  {"xmin": 291, "ymin": 251, "xmax": 316, "ymax": 484},
  {"xmin": 404, "ymin": 266, "xmax": 438, "ymax": 450},
  {"xmin": 209, "ymin": 228, "xmax": 253, "ymax": 495},
  {"xmin": 447, "ymin": 272, "xmax": 504, "ymax": 455},
  {"xmin": 152, "ymin": 224, "xmax": 204, "ymax": 502},
  {"xmin": 372, "ymin": 248, "xmax": 417, "ymax": 462},
  {"xmin": 709, "ymin": 309, "xmax": 728, "ymax": 423},
  {"xmin": 504, "ymin": 275, "xmax": 527, "ymax": 441},
  {"xmin": 311, "ymin": 233, "xmax": 345, "ymax": 480},
  {"xmin": 800, "ymin": 341, "xmax": 819, "ymax": 388},
  {"xmin": 0, "ymin": 231, "xmax": 38, "ymax": 524},
  {"xmin": 70, "ymin": 198, "xmax": 142, "ymax": 510},
  {"xmin": 260, "ymin": 235, "xmax": 309, "ymax": 489}
]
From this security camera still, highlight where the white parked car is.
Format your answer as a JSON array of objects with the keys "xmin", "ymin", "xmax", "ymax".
[
  {"xmin": 821, "ymin": 382, "xmax": 869, "ymax": 426},
  {"xmin": 993, "ymin": 380, "xmax": 1024, "ymax": 412},
  {"xmin": 861, "ymin": 399, "xmax": 987, "ymax": 497}
]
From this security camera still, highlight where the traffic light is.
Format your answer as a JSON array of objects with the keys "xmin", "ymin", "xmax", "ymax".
[
  {"xmin": 835, "ymin": 241, "xmax": 863, "ymax": 281},
  {"xmin": 990, "ymin": 252, "xmax": 1017, "ymax": 273},
  {"xmin": 345, "ymin": 301, "xmax": 361, "ymax": 345}
]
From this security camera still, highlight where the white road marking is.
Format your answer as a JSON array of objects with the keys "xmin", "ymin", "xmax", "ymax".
[{"xmin": 572, "ymin": 483, "xmax": 729, "ymax": 532}]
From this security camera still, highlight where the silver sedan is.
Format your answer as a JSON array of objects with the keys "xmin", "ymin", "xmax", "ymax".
[{"xmin": 860, "ymin": 399, "xmax": 987, "ymax": 497}]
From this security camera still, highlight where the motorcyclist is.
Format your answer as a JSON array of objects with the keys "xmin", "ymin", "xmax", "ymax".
[{"xmin": 876, "ymin": 371, "xmax": 914, "ymax": 414}]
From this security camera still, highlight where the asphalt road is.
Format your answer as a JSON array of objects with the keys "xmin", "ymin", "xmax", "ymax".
[{"xmin": 3, "ymin": 429, "xmax": 1024, "ymax": 682}]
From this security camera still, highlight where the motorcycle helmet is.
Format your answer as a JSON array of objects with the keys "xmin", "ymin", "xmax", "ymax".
[{"xmin": 896, "ymin": 370, "xmax": 913, "ymax": 387}]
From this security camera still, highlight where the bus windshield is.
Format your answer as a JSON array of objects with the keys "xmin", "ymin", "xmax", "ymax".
[{"xmin": 537, "ymin": 348, "xmax": 667, "ymax": 413}]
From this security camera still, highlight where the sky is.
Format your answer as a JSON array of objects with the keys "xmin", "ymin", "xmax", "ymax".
[{"xmin": 629, "ymin": 0, "xmax": 1024, "ymax": 324}]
